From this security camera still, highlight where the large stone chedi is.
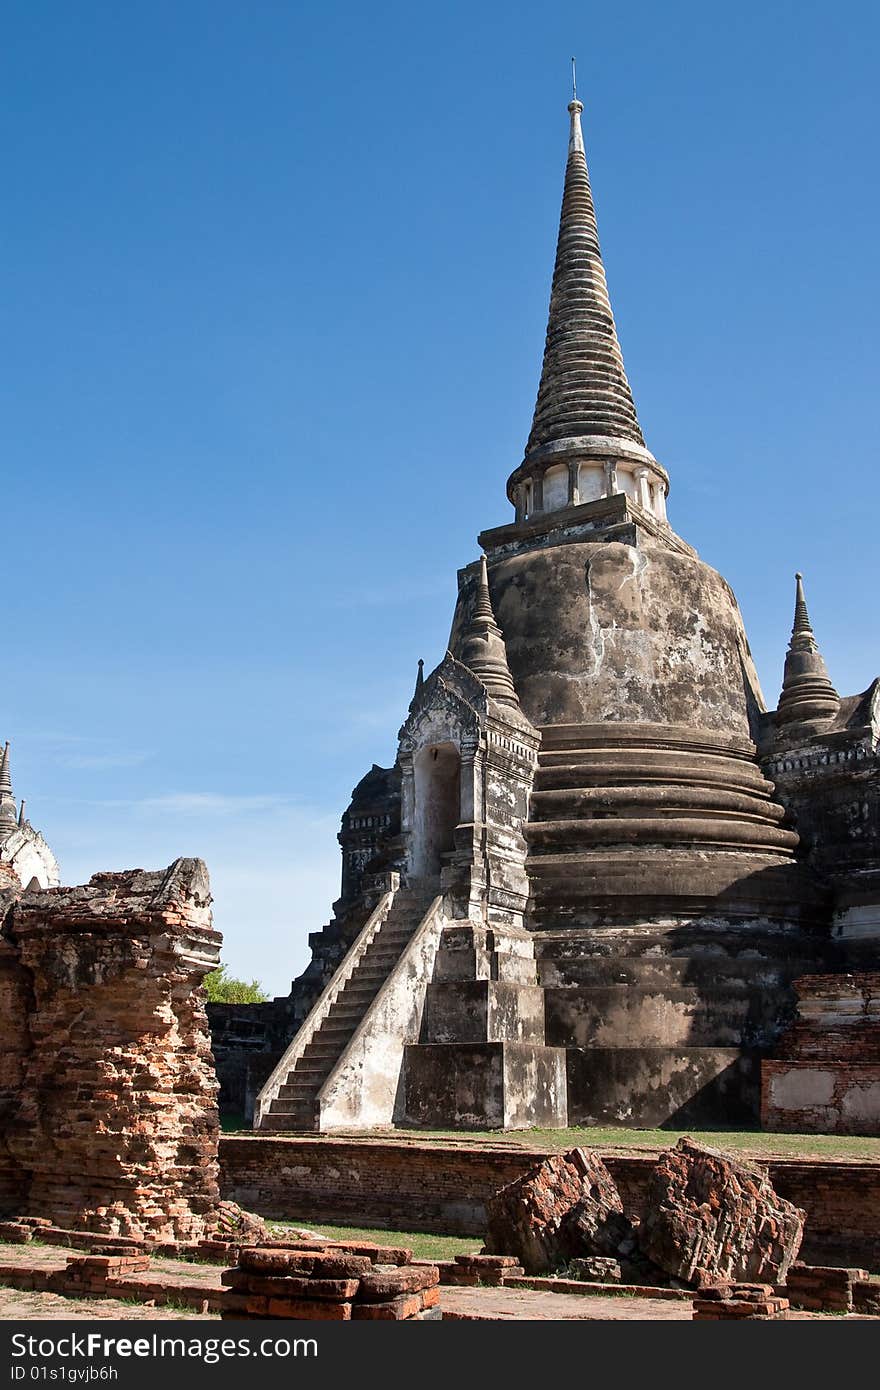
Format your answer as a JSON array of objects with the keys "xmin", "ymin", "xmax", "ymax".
[{"xmin": 255, "ymin": 98, "xmax": 879, "ymax": 1132}]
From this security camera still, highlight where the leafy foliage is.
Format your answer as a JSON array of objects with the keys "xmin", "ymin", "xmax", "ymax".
[{"xmin": 204, "ymin": 964, "xmax": 269, "ymax": 1004}]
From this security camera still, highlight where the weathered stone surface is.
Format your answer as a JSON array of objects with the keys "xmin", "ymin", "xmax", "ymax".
[
  {"xmin": 2, "ymin": 859, "xmax": 222, "ymax": 1241},
  {"xmin": 641, "ymin": 1139, "xmax": 804, "ymax": 1286},
  {"xmin": 484, "ymin": 1148, "xmax": 635, "ymax": 1274}
]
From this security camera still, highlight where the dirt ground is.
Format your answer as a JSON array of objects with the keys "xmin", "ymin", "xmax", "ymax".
[
  {"xmin": 0, "ymin": 1287, "xmax": 215, "ymax": 1320},
  {"xmin": 0, "ymin": 1239, "xmax": 876, "ymax": 1322}
]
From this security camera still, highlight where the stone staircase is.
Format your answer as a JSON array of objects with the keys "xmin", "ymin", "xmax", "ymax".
[{"xmin": 260, "ymin": 885, "xmax": 432, "ymax": 1131}]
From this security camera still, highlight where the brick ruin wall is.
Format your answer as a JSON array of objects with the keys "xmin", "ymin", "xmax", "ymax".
[
  {"xmin": 219, "ymin": 1134, "xmax": 880, "ymax": 1269},
  {"xmin": 0, "ymin": 859, "xmax": 223, "ymax": 1242},
  {"xmin": 762, "ymin": 973, "xmax": 880, "ymax": 1135}
]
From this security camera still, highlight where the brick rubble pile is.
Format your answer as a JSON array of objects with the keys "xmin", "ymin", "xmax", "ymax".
[{"xmin": 221, "ymin": 1241, "xmax": 442, "ymax": 1321}]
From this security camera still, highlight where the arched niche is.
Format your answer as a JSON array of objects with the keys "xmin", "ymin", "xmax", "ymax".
[{"xmin": 411, "ymin": 742, "xmax": 461, "ymax": 879}]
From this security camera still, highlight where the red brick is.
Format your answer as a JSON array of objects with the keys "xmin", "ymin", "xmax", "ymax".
[
  {"xmin": 357, "ymin": 1266, "xmax": 438, "ymax": 1301},
  {"xmin": 265, "ymin": 1297, "xmax": 352, "ymax": 1320},
  {"xmin": 352, "ymin": 1294, "xmax": 423, "ymax": 1320}
]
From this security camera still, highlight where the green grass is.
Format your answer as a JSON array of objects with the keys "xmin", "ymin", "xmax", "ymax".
[
  {"xmin": 267, "ymin": 1220, "xmax": 481, "ymax": 1262},
  {"xmin": 221, "ymin": 1119, "xmax": 880, "ymax": 1160},
  {"xmin": 366, "ymin": 1126, "xmax": 880, "ymax": 1161}
]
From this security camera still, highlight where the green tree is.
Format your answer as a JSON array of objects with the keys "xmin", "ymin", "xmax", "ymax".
[{"xmin": 204, "ymin": 963, "xmax": 270, "ymax": 1004}]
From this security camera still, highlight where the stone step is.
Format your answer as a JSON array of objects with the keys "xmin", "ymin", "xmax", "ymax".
[
  {"xmin": 277, "ymin": 1082, "xmax": 322, "ymax": 1099},
  {"xmin": 331, "ymin": 992, "xmax": 378, "ymax": 1012},
  {"xmin": 325, "ymin": 1003, "xmax": 373, "ymax": 1022},
  {"xmin": 349, "ymin": 967, "xmax": 391, "ymax": 983},
  {"xmin": 287, "ymin": 1065, "xmax": 333, "ymax": 1084},
  {"xmin": 309, "ymin": 1023, "xmax": 357, "ymax": 1040},
  {"xmin": 262, "ymin": 1110, "xmax": 316, "ymax": 1131},
  {"xmin": 360, "ymin": 950, "xmax": 407, "ymax": 968},
  {"xmin": 299, "ymin": 1042, "xmax": 350, "ymax": 1060}
]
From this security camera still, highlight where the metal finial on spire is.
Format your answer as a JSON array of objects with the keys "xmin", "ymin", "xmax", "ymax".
[{"xmin": 571, "ymin": 56, "xmax": 577, "ymax": 102}]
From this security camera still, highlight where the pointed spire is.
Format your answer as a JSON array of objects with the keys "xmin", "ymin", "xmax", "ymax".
[
  {"xmin": 411, "ymin": 657, "xmax": 425, "ymax": 705},
  {"xmin": 455, "ymin": 557, "xmax": 520, "ymax": 707},
  {"xmin": 524, "ymin": 96, "xmax": 645, "ymax": 458},
  {"xmin": 18, "ymin": 800, "xmax": 26, "ymax": 827},
  {"xmin": 473, "ymin": 556, "xmax": 496, "ymax": 623},
  {"xmin": 776, "ymin": 573, "xmax": 840, "ymax": 727},
  {"xmin": 792, "ymin": 572, "xmax": 812, "ymax": 638},
  {"xmin": 0, "ymin": 743, "xmax": 16, "ymax": 828},
  {"xmin": 506, "ymin": 93, "xmax": 667, "ymax": 522}
]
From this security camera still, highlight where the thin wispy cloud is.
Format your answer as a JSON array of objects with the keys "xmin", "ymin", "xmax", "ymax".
[{"xmin": 47, "ymin": 791, "xmax": 335, "ymax": 822}]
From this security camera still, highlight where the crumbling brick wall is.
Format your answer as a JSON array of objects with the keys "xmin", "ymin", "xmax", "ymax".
[
  {"xmin": 0, "ymin": 859, "xmax": 223, "ymax": 1242},
  {"xmin": 762, "ymin": 973, "xmax": 880, "ymax": 1136},
  {"xmin": 0, "ymin": 863, "xmax": 30, "ymax": 1214}
]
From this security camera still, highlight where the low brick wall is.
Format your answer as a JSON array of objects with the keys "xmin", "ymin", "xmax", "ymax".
[
  {"xmin": 218, "ymin": 1135, "xmax": 880, "ymax": 1269},
  {"xmin": 220, "ymin": 1136, "xmax": 536, "ymax": 1234}
]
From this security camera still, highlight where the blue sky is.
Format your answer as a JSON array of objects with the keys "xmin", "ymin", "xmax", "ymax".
[{"xmin": 5, "ymin": 2, "xmax": 878, "ymax": 994}]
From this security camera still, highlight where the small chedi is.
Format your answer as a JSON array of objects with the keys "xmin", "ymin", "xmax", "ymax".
[
  {"xmin": 215, "ymin": 93, "xmax": 878, "ymax": 1136},
  {"xmin": 0, "ymin": 742, "xmax": 59, "ymax": 890},
  {"xmin": 0, "ymin": 856, "xmax": 232, "ymax": 1243}
]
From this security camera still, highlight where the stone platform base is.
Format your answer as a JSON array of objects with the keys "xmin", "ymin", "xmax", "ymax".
[
  {"xmin": 566, "ymin": 1047, "xmax": 760, "ymax": 1127},
  {"xmin": 402, "ymin": 1042, "xmax": 567, "ymax": 1129}
]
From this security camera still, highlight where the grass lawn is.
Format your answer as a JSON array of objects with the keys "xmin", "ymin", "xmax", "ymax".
[
  {"xmin": 268, "ymin": 1221, "xmax": 481, "ymax": 1262},
  {"xmin": 222, "ymin": 1117, "xmax": 880, "ymax": 1161},
  {"xmin": 383, "ymin": 1126, "xmax": 880, "ymax": 1161}
]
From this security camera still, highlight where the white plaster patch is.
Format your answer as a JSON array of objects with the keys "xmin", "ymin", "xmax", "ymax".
[
  {"xmin": 840, "ymin": 1081, "xmax": 880, "ymax": 1125},
  {"xmin": 770, "ymin": 1068, "xmax": 835, "ymax": 1109}
]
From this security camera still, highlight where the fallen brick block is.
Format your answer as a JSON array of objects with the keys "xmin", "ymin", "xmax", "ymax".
[
  {"xmin": 352, "ymin": 1294, "xmax": 424, "ymax": 1320},
  {"xmin": 852, "ymin": 1280, "xmax": 880, "ymax": 1315},
  {"xmin": 357, "ymin": 1266, "xmax": 439, "ymax": 1301},
  {"xmin": 485, "ymin": 1148, "xmax": 635, "ymax": 1275},
  {"xmin": 224, "ymin": 1272, "xmax": 360, "ymax": 1300},
  {"xmin": 265, "ymin": 1297, "xmax": 352, "ymax": 1320},
  {"xmin": 0, "ymin": 1223, "xmax": 32, "ymax": 1243},
  {"xmin": 785, "ymin": 1263, "xmax": 867, "ymax": 1313},
  {"xmin": 642, "ymin": 1140, "xmax": 804, "ymax": 1287},
  {"xmin": 238, "ymin": 1247, "xmax": 371, "ymax": 1278},
  {"xmin": 693, "ymin": 1284, "xmax": 789, "ymax": 1320}
]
